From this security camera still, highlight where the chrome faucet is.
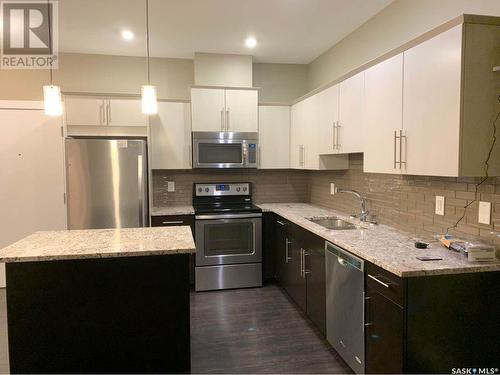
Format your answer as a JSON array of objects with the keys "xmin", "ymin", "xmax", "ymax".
[{"xmin": 335, "ymin": 188, "xmax": 370, "ymax": 223}]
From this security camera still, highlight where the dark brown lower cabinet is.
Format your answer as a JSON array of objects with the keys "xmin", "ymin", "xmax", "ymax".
[
  {"xmin": 273, "ymin": 215, "xmax": 326, "ymax": 335},
  {"xmin": 365, "ymin": 286, "xmax": 404, "ymax": 373},
  {"xmin": 151, "ymin": 214, "xmax": 195, "ymax": 286}
]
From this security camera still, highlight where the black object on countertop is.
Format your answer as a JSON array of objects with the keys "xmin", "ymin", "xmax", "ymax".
[{"xmin": 414, "ymin": 241, "xmax": 430, "ymax": 249}]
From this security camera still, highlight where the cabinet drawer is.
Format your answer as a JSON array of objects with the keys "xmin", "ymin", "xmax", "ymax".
[
  {"xmin": 366, "ymin": 263, "xmax": 404, "ymax": 306},
  {"xmin": 151, "ymin": 215, "xmax": 194, "ymax": 232}
]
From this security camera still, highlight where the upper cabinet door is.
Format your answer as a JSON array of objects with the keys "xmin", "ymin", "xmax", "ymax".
[
  {"xmin": 258, "ymin": 105, "xmax": 290, "ymax": 169},
  {"xmin": 224, "ymin": 89, "xmax": 258, "ymax": 132},
  {"xmin": 107, "ymin": 98, "xmax": 148, "ymax": 127},
  {"xmin": 339, "ymin": 71, "xmax": 365, "ymax": 153},
  {"xmin": 363, "ymin": 54, "xmax": 403, "ymax": 174},
  {"xmin": 290, "ymin": 101, "xmax": 306, "ymax": 169},
  {"xmin": 191, "ymin": 88, "xmax": 226, "ymax": 132},
  {"xmin": 65, "ymin": 95, "xmax": 106, "ymax": 126},
  {"xmin": 303, "ymin": 95, "xmax": 321, "ymax": 170},
  {"xmin": 403, "ymin": 25, "xmax": 462, "ymax": 177},
  {"xmin": 150, "ymin": 102, "xmax": 192, "ymax": 169},
  {"xmin": 317, "ymin": 84, "xmax": 340, "ymax": 155}
]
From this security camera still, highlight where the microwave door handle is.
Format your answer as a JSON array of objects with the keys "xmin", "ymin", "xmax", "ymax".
[{"xmin": 242, "ymin": 142, "xmax": 248, "ymax": 167}]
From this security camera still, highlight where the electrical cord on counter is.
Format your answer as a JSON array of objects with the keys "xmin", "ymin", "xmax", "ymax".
[{"xmin": 445, "ymin": 94, "xmax": 500, "ymax": 235}]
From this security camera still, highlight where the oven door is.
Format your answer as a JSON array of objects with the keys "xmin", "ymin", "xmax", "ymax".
[
  {"xmin": 195, "ymin": 213, "xmax": 262, "ymax": 266},
  {"xmin": 193, "ymin": 138, "xmax": 245, "ymax": 168}
]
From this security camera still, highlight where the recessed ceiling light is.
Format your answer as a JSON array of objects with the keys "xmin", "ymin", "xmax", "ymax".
[
  {"xmin": 121, "ymin": 30, "xmax": 134, "ymax": 41},
  {"xmin": 245, "ymin": 37, "xmax": 257, "ymax": 49}
]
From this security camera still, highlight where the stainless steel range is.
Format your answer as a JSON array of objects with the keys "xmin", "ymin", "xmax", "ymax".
[{"xmin": 193, "ymin": 182, "xmax": 262, "ymax": 292}]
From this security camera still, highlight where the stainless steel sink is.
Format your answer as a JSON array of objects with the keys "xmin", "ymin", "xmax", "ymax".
[{"xmin": 308, "ymin": 217, "xmax": 357, "ymax": 230}]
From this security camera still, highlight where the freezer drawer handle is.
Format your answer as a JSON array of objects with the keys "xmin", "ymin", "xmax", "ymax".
[{"xmin": 367, "ymin": 274, "xmax": 391, "ymax": 288}]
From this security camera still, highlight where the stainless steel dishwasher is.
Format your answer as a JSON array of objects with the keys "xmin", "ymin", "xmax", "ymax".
[{"xmin": 326, "ymin": 241, "xmax": 365, "ymax": 374}]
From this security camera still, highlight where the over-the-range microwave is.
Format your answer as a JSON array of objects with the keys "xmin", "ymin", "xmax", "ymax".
[{"xmin": 192, "ymin": 132, "xmax": 258, "ymax": 169}]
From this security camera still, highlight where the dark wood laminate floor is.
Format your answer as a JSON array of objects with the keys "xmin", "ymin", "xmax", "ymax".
[{"xmin": 191, "ymin": 284, "xmax": 352, "ymax": 374}]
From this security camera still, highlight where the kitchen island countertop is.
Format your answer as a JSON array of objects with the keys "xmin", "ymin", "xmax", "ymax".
[{"xmin": 0, "ymin": 226, "xmax": 196, "ymax": 263}]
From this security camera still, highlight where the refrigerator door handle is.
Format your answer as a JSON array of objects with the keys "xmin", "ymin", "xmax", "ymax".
[{"xmin": 137, "ymin": 154, "xmax": 146, "ymax": 227}]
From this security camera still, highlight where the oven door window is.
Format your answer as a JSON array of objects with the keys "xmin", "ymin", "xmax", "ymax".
[
  {"xmin": 204, "ymin": 221, "xmax": 254, "ymax": 257},
  {"xmin": 198, "ymin": 143, "xmax": 243, "ymax": 164}
]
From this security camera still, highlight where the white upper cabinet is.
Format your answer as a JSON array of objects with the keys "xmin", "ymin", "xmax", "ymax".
[
  {"xmin": 107, "ymin": 98, "xmax": 147, "ymax": 127},
  {"xmin": 65, "ymin": 95, "xmax": 106, "ymax": 126},
  {"xmin": 290, "ymin": 100, "xmax": 307, "ymax": 169},
  {"xmin": 258, "ymin": 105, "xmax": 290, "ymax": 169},
  {"xmin": 339, "ymin": 71, "xmax": 365, "ymax": 154},
  {"xmin": 191, "ymin": 87, "xmax": 258, "ymax": 132},
  {"xmin": 225, "ymin": 89, "xmax": 258, "ymax": 132},
  {"xmin": 403, "ymin": 25, "xmax": 462, "ymax": 177},
  {"xmin": 150, "ymin": 102, "xmax": 192, "ymax": 170},
  {"xmin": 191, "ymin": 88, "xmax": 225, "ymax": 132},
  {"xmin": 65, "ymin": 95, "xmax": 147, "ymax": 128},
  {"xmin": 317, "ymin": 84, "xmax": 340, "ymax": 155},
  {"xmin": 363, "ymin": 54, "xmax": 404, "ymax": 174}
]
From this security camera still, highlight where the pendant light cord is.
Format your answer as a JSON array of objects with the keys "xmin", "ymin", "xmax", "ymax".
[
  {"xmin": 47, "ymin": 0, "xmax": 53, "ymax": 85},
  {"xmin": 145, "ymin": 0, "xmax": 151, "ymax": 84}
]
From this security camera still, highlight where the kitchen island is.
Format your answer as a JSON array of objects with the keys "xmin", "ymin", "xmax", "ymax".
[{"xmin": 0, "ymin": 226, "xmax": 196, "ymax": 374}]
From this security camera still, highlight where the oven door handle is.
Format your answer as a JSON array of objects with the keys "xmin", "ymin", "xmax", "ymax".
[{"xmin": 196, "ymin": 213, "xmax": 262, "ymax": 220}]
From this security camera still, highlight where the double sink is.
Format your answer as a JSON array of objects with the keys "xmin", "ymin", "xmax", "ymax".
[{"xmin": 308, "ymin": 217, "xmax": 358, "ymax": 230}]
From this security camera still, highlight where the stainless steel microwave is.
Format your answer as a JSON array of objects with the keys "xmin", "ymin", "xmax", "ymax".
[{"xmin": 192, "ymin": 132, "xmax": 258, "ymax": 169}]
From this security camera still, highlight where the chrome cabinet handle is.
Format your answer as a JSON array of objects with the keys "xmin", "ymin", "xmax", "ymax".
[
  {"xmin": 285, "ymin": 238, "xmax": 292, "ymax": 263},
  {"xmin": 99, "ymin": 101, "xmax": 104, "ymax": 125},
  {"xmin": 303, "ymin": 249, "xmax": 310, "ymax": 276},
  {"xmin": 221, "ymin": 108, "xmax": 225, "ymax": 131},
  {"xmin": 300, "ymin": 248, "xmax": 304, "ymax": 277},
  {"xmin": 226, "ymin": 108, "xmax": 230, "ymax": 131},
  {"xmin": 107, "ymin": 99, "xmax": 111, "ymax": 124},
  {"xmin": 161, "ymin": 221, "xmax": 184, "ymax": 225},
  {"xmin": 332, "ymin": 121, "xmax": 336, "ymax": 150},
  {"xmin": 394, "ymin": 130, "xmax": 398, "ymax": 169},
  {"xmin": 399, "ymin": 130, "xmax": 407, "ymax": 169},
  {"xmin": 336, "ymin": 122, "xmax": 341, "ymax": 150},
  {"xmin": 367, "ymin": 274, "xmax": 391, "ymax": 288},
  {"xmin": 276, "ymin": 220, "xmax": 285, "ymax": 226}
]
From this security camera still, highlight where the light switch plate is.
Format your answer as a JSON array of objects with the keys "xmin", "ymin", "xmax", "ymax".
[
  {"xmin": 330, "ymin": 183, "xmax": 336, "ymax": 195},
  {"xmin": 435, "ymin": 196, "xmax": 445, "ymax": 216},
  {"xmin": 478, "ymin": 201, "xmax": 491, "ymax": 225},
  {"xmin": 167, "ymin": 181, "xmax": 175, "ymax": 193}
]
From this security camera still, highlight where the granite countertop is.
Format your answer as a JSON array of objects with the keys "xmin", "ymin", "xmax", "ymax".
[
  {"xmin": 151, "ymin": 206, "xmax": 195, "ymax": 216},
  {"xmin": 0, "ymin": 226, "xmax": 196, "ymax": 263},
  {"xmin": 257, "ymin": 203, "xmax": 500, "ymax": 277}
]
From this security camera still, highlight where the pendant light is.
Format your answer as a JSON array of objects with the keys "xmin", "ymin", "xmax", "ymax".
[
  {"xmin": 43, "ymin": 0, "xmax": 62, "ymax": 116},
  {"xmin": 141, "ymin": 0, "xmax": 157, "ymax": 114}
]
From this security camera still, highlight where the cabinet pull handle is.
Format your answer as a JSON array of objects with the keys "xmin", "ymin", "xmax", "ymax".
[
  {"xmin": 107, "ymin": 100, "xmax": 111, "ymax": 124},
  {"xmin": 332, "ymin": 121, "xmax": 336, "ymax": 150},
  {"xmin": 226, "ymin": 108, "xmax": 230, "ymax": 131},
  {"xmin": 336, "ymin": 122, "xmax": 341, "ymax": 149},
  {"xmin": 303, "ymin": 249, "xmax": 310, "ymax": 276},
  {"xmin": 161, "ymin": 221, "xmax": 184, "ymax": 225},
  {"xmin": 276, "ymin": 220, "xmax": 285, "ymax": 226},
  {"xmin": 399, "ymin": 130, "xmax": 407, "ymax": 169},
  {"xmin": 300, "ymin": 248, "xmax": 304, "ymax": 278},
  {"xmin": 221, "ymin": 108, "xmax": 225, "ymax": 131},
  {"xmin": 368, "ymin": 274, "xmax": 391, "ymax": 288},
  {"xmin": 394, "ymin": 130, "xmax": 397, "ymax": 169},
  {"xmin": 285, "ymin": 238, "xmax": 292, "ymax": 263}
]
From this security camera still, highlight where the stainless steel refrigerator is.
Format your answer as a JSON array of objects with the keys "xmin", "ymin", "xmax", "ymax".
[{"xmin": 65, "ymin": 138, "xmax": 148, "ymax": 230}]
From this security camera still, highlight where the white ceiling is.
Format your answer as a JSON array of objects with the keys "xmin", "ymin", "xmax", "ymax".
[{"xmin": 59, "ymin": 0, "xmax": 393, "ymax": 64}]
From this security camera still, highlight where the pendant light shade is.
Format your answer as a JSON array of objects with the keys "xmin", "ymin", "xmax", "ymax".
[
  {"xmin": 141, "ymin": 0, "xmax": 157, "ymax": 114},
  {"xmin": 141, "ymin": 85, "xmax": 158, "ymax": 115},
  {"xmin": 43, "ymin": 85, "xmax": 63, "ymax": 116}
]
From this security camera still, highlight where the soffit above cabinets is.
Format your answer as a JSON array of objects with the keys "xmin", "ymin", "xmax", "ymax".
[{"xmin": 59, "ymin": 0, "xmax": 393, "ymax": 64}]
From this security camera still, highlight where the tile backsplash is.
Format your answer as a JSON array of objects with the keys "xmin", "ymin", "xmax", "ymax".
[
  {"xmin": 152, "ymin": 154, "xmax": 500, "ymax": 246},
  {"xmin": 152, "ymin": 169, "xmax": 309, "ymax": 206},
  {"xmin": 309, "ymin": 154, "xmax": 500, "ymax": 245}
]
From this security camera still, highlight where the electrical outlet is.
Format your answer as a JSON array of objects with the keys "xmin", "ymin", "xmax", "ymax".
[
  {"xmin": 435, "ymin": 196, "xmax": 445, "ymax": 216},
  {"xmin": 478, "ymin": 201, "xmax": 491, "ymax": 225},
  {"xmin": 330, "ymin": 183, "xmax": 336, "ymax": 195},
  {"xmin": 167, "ymin": 181, "xmax": 175, "ymax": 193}
]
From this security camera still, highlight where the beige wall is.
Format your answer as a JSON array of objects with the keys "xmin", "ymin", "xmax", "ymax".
[
  {"xmin": 0, "ymin": 53, "xmax": 194, "ymax": 101},
  {"xmin": 0, "ymin": 53, "xmax": 307, "ymax": 103},
  {"xmin": 194, "ymin": 53, "xmax": 253, "ymax": 87},
  {"xmin": 307, "ymin": 0, "xmax": 500, "ymax": 91},
  {"xmin": 253, "ymin": 63, "xmax": 308, "ymax": 104}
]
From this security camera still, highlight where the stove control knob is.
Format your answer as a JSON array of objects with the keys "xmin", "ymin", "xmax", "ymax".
[
  {"xmin": 205, "ymin": 188, "xmax": 209, "ymax": 192},
  {"xmin": 198, "ymin": 188, "xmax": 202, "ymax": 193},
  {"xmin": 236, "ymin": 187, "xmax": 241, "ymax": 192},
  {"xmin": 243, "ymin": 187, "xmax": 247, "ymax": 192}
]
